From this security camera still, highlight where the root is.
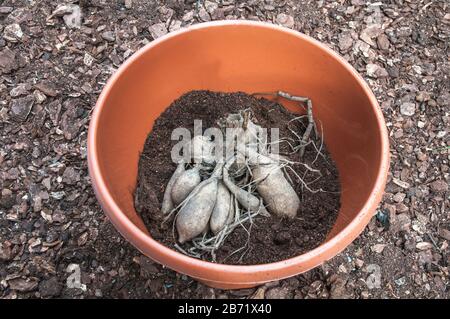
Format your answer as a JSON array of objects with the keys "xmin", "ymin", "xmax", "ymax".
[
  {"xmin": 174, "ymin": 243, "xmax": 201, "ymax": 259},
  {"xmin": 187, "ymin": 201, "xmax": 265, "ymax": 262},
  {"xmin": 312, "ymin": 121, "xmax": 325, "ymax": 165},
  {"xmin": 285, "ymin": 165, "xmax": 339, "ymax": 195}
]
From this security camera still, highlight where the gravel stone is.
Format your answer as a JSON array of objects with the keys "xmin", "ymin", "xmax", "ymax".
[{"xmin": 400, "ymin": 102, "xmax": 416, "ymax": 116}]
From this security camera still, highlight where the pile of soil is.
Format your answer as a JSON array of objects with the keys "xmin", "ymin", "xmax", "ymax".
[{"xmin": 134, "ymin": 90, "xmax": 341, "ymax": 265}]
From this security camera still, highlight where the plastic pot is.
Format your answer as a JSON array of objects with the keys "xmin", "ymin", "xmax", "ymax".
[{"xmin": 88, "ymin": 21, "xmax": 389, "ymax": 289}]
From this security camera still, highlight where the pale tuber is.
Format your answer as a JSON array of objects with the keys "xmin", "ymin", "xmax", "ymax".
[
  {"xmin": 246, "ymin": 148, "xmax": 300, "ymax": 218},
  {"xmin": 176, "ymin": 163, "xmax": 223, "ymax": 243},
  {"xmin": 171, "ymin": 165, "xmax": 201, "ymax": 206},
  {"xmin": 210, "ymin": 181, "xmax": 233, "ymax": 234}
]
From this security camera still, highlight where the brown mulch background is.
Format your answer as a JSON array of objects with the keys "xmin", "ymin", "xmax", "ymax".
[{"xmin": 0, "ymin": 0, "xmax": 449, "ymax": 299}]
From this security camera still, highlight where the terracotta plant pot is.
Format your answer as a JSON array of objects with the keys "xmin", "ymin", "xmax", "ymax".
[{"xmin": 88, "ymin": 21, "xmax": 389, "ymax": 289}]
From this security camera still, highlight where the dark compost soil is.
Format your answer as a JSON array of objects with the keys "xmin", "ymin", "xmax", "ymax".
[{"xmin": 134, "ymin": 90, "xmax": 341, "ymax": 265}]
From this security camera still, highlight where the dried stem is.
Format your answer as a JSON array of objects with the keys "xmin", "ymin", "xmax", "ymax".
[{"xmin": 299, "ymin": 99, "xmax": 314, "ymax": 158}]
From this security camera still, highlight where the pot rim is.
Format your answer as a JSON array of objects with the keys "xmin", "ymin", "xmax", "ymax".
[{"xmin": 87, "ymin": 20, "xmax": 389, "ymax": 278}]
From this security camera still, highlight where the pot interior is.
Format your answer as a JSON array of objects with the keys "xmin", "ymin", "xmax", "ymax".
[{"xmin": 93, "ymin": 24, "xmax": 383, "ymax": 253}]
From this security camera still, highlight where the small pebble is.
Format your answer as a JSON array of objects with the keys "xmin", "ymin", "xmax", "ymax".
[
  {"xmin": 101, "ymin": 31, "xmax": 115, "ymax": 42},
  {"xmin": 400, "ymin": 102, "xmax": 416, "ymax": 116},
  {"xmin": 148, "ymin": 23, "xmax": 167, "ymax": 39},
  {"xmin": 276, "ymin": 13, "xmax": 295, "ymax": 29}
]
